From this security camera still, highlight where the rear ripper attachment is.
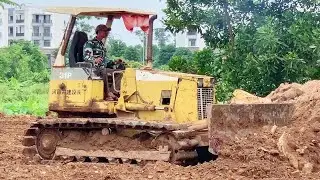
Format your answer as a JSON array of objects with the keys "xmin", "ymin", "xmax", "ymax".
[{"xmin": 22, "ymin": 117, "xmax": 209, "ymax": 165}]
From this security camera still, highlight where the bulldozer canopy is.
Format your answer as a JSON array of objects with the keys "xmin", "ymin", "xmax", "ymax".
[
  {"xmin": 45, "ymin": 7, "xmax": 156, "ymax": 17},
  {"xmin": 46, "ymin": 7, "xmax": 156, "ymax": 32}
]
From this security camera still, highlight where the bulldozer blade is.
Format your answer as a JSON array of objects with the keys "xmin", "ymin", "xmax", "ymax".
[{"xmin": 207, "ymin": 103, "xmax": 294, "ymax": 154}]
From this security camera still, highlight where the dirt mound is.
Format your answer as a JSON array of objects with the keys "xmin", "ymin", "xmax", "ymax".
[
  {"xmin": 215, "ymin": 125, "xmax": 297, "ymax": 178},
  {"xmin": 208, "ymin": 80, "xmax": 320, "ymax": 178},
  {"xmin": 266, "ymin": 82, "xmax": 304, "ymax": 102},
  {"xmin": 266, "ymin": 80, "xmax": 320, "ymax": 173}
]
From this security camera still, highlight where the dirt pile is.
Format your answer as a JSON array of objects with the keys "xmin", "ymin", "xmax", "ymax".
[
  {"xmin": 266, "ymin": 82, "xmax": 304, "ymax": 102},
  {"xmin": 266, "ymin": 80, "xmax": 320, "ymax": 173},
  {"xmin": 208, "ymin": 80, "xmax": 320, "ymax": 178},
  {"xmin": 211, "ymin": 119, "xmax": 298, "ymax": 178}
]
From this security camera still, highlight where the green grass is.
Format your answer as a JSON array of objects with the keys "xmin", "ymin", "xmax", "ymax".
[{"xmin": 0, "ymin": 80, "xmax": 49, "ymax": 116}]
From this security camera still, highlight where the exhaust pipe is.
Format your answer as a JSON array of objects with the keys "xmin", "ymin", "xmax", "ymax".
[{"xmin": 145, "ymin": 15, "xmax": 157, "ymax": 69}]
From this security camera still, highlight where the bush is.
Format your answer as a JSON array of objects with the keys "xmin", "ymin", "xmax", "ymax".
[
  {"xmin": 0, "ymin": 79, "xmax": 48, "ymax": 116},
  {"xmin": 0, "ymin": 40, "xmax": 50, "ymax": 83}
]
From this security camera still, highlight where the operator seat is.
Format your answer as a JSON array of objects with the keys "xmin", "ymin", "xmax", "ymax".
[
  {"xmin": 68, "ymin": 31, "xmax": 123, "ymax": 94},
  {"xmin": 68, "ymin": 31, "xmax": 88, "ymax": 67}
]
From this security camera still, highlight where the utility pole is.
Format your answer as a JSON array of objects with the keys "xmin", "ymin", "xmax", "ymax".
[
  {"xmin": 141, "ymin": 32, "xmax": 147, "ymax": 65},
  {"xmin": 143, "ymin": 33, "xmax": 147, "ymax": 65},
  {"xmin": 135, "ymin": 30, "xmax": 147, "ymax": 64},
  {"xmin": 141, "ymin": 37, "xmax": 145, "ymax": 64}
]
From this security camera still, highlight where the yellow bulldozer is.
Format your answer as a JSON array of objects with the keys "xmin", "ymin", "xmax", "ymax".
[
  {"xmin": 22, "ymin": 7, "xmax": 216, "ymax": 165},
  {"xmin": 21, "ymin": 7, "xmax": 294, "ymax": 166}
]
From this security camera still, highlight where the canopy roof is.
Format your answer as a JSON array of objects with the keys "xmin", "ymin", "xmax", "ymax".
[{"xmin": 45, "ymin": 7, "xmax": 157, "ymax": 17}]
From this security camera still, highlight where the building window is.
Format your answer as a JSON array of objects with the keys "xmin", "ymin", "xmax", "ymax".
[
  {"xmin": 8, "ymin": 27, "xmax": 13, "ymax": 36},
  {"xmin": 44, "ymin": 40, "xmax": 51, "ymax": 47},
  {"xmin": 9, "ymin": 15, "xmax": 13, "ymax": 23},
  {"xmin": 16, "ymin": 14, "xmax": 24, "ymax": 23},
  {"xmin": 44, "ymin": 27, "xmax": 51, "ymax": 37},
  {"xmin": 188, "ymin": 38, "xmax": 196, "ymax": 47},
  {"xmin": 33, "ymin": 15, "xmax": 40, "ymax": 23},
  {"xmin": 43, "ymin": 15, "xmax": 51, "ymax": 24},
  {"xmin": 33, "ymin": 40, "xmax": 40, "ymax": 46},
  {"xmin": 33, "ymin": 26, "xmax": 40, "ymax": 36},
  {"xmin": 16, "ymin": 26, "xmax": 24, "ymax": 36}
]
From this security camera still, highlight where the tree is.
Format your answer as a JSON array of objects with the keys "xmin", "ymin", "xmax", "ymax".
[
  {"xmin": 134, "ymin": 30, "xmax": 146, "ymax": 42},
  {"xmin": 163, "ymin": 0, "xmax": 320, "ymax": 100},
  {"xmin": 155, "ymin": 44, "xmax": 176, "ymax": 66},
  {"xmin": 154, "ymin": 28, "xmax": 172, "ymax": 48},
  {"xmin": 123, "ymin": 46, "xmax": 140, "ymax": 61},
  {"xmin": 0, "ymin": 40, "xmax": 49, "ymax": 83},
  {"xmin": 168, "ymin": 56, "xmax": 193, "ymax": 73},
  {"xmin": 74, "ymin": 16, "xmax": 95, "ymax": 39},
  {"xmin": 164, "ymin": 0, "xmax": 320, "ymax": 48},
  {"xmin": 76, "ymin": 21, "xmax": 94, "ymax": 37},
  {"xmin": 134, "ymin": 30, "xmax": 147, "ymax": 61},
  {"xmin": 168, "ymin": 47, "xmax": 195, "ymax": 72},
  {"xmin": 134, "ymin": 29, "xmax": 174, "ymax": 64},
  {"xmin": 0, "ymin": 0, "xmax": 17, "ymax": 8},
  {"xmin": 107, "ymin": 38, "xmax": 127, "ymax": 58},
  {"xmin": 172, "ymin": 47, "xmax": 192, "ymax": 58},
  {"xmin": 193, "ymin": 48, "xmax": 224, "ymax": 77},
  {"xmin": 133, "ymin": 44, "xmax": 144, "ymax": 62},
  {"xmin": 152, "ymin": 45, "xmax": 160, "ymax": 63},
  {"xmin": 164, "ymin": 0, "xmax": 231, "ymax": 47}
]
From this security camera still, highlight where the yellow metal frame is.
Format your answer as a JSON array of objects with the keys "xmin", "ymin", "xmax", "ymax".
[{"xmin": 48, "ymin": 67, "xmax": 214, "ymax": 124}]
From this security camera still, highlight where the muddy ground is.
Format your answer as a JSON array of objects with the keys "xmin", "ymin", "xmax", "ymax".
[{"xmin": 0, "ymin": 115, "xmax": 319, "ymax": 180}]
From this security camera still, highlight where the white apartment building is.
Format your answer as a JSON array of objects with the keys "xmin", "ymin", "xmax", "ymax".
[
  {"xmin": 175, "ymin": 29, "xmax": 206, "ymax": 51},
  {"xmin": 0, "ymin": 4, "xmax": 69, "ymax": 67}
]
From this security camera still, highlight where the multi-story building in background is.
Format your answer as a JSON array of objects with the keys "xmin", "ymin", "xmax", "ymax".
[
  {"xmin": 0, "ymin": 4, "xmax": 69, "ymax": 67},
  {"xmin": 175, "ymin": 29, "xmax": 206, "ymax": 51}
]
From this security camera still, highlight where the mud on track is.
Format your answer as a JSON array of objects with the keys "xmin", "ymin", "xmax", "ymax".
[{"xmin": 0, "ymin": 115, "xmax": 319, "ymax": 180}]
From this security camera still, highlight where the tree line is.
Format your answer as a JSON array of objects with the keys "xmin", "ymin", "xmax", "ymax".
[
  {"xmin": 2, "ymin": 0, "xmax": 320, "ymax": 103},
  {"xmin": 0, "ymin": 41, "xmax": 49, "ymax": 83},
  {"xmin": 163, "ymin": 0, "xmax": 320, "ymax": 101}
]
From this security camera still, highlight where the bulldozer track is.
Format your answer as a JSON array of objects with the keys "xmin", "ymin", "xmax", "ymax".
[
  {"xmin": 30, "ymin": 117, "xmax": 189, "ymax": 131},
  {"xmin": 22, "ymin": 118, "xmax": 200, "ymax": 165}
]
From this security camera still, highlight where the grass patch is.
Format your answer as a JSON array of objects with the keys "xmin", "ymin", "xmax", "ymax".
[{"xmin": 0, "ymin": 79, "xmax": 48, "ymax": 116}]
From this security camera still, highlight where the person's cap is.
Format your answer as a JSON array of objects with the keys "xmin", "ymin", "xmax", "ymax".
[{"xmin": 95, "ymin": 24, "xmax": 111, "ymax": 33}]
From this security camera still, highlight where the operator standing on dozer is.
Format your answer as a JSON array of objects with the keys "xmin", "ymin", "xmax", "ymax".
[{"xmin": 83, "ymin": 24, "xmax": 123, "ymax": 101}]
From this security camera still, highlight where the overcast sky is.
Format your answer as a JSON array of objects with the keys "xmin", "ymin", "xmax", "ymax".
[{"xmin": 13, "ymin": 0, "xmax": 168, "ymax": 45}]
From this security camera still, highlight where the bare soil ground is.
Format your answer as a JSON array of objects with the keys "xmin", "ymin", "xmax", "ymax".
[
  {"xmin": 1, "ymin": 80, "xmax": 320, "ymax": 180},
  {"xmin": 0, "ymin": 116, "xmax": 319, "ymax": 180}
]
